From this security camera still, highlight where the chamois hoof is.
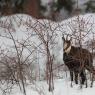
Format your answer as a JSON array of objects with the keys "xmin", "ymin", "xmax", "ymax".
[{"xmin": 90, "ymin": 85, "xmax": 93, "ymax": 88}]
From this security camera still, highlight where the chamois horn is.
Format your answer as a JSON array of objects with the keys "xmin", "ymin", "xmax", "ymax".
[{"xmin": 62, "ymin": 34, "xmax": 65, "ymax": 41}]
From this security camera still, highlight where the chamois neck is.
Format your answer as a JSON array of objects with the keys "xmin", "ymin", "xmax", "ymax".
[{"xmin": 69, "ymin": 46, "xmax": 78, "ymax": 55}]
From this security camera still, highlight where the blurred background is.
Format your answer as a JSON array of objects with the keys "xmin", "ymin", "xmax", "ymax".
[{"xmin": 0, "ymin": 0, "xmax": 95, "ymax": 21}]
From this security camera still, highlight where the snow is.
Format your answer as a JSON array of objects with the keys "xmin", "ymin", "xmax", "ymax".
[
  {"xmin": 3, "ymin": 78, "xmax": 95, "ymax": 95},
  {"xmin": 0, "ymin": 13, "xmax": 95, "ymax": 95},
  {"xmin": 59, "ymin": 13, "xmax": 95, "ymax": 49}
]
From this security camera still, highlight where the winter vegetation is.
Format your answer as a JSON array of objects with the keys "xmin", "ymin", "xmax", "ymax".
[
  {"xmin": 0, "ymin": 12, "xmax": 94, "ymax": 95},
  {"xmin": 0, "ymin": 0, "xmax": 95, "ymax": 95}
]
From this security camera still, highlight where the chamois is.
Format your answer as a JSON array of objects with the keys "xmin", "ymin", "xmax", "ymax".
[
  {"xmin": 62, "ymin": 35, "xmax": 94, "ymax": 87},
  {"xmin": 63, "ymin": 52, "xmax": 87, "ymax": 87}
]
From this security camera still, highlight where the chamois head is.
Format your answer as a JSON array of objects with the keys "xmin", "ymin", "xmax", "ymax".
[{"xmin": 62, "ymin": 34, "xmax": 72, "ymax": 54}]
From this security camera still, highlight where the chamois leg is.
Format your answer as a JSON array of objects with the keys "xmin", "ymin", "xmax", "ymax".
[
  {"xmin": 85, "ymin": 65, "xmax": 94, "ymax": 87},
  {"xmin": 80, "ymin": 71, "xmax": 86, "ymax": 85},
  {"xmin": 90, "ymin": 73, "xmax": 94, "ymax": 87},
  {"xmin": 81, "ymin": 70, "xmax": 87, "ymax": 88},
  {"xmin": 74, "ymin": 72, "xmax": 78, "ymax": 84},
  {"xmin": 84, "ymin": 71, "xmax": 87, "ymax": 88},
  {"xmin": 79, "ymin": 70, "xmax": 86, "ymax": 88},
  {"xmin": 70, "ymin": 71, "xmax": 73, "ymax": 87}
]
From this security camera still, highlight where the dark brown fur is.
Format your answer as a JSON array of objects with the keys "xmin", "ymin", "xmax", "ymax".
[
  {"xmin": 62, "ymin": 35, "xmax": 94, "ymax": 87},
  {"xmin": 68, "ymin": 46, "xmax": 93, "ymax": 71},
  {"xmin": 63, "ymin": 52, "xmax": 87, "ymax": 87}
]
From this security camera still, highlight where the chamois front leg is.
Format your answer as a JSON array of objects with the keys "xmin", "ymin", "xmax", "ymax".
[
  {"xmin": 70, "ymin": 71, "xmax": 73, "ymax": 87},
  {"xmin": 74, "ymin": 72, "xmax": 78, "ymax": 84}
]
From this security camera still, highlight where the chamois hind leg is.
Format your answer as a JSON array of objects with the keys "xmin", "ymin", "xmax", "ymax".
[
  {"xmin": 90, "ymin": 73, "xmax": 94, "ymax": 87},
  {"xmin": 81, "ymin": 70, "xmax": 87, "ymax": 88},
  {"xmin": 84, "ymin": 71, "xmax": 88, "ymax": 88},
  {"xmin": 85, "ymin": 61, "xmax": 93, "ymax": 87},
  {"xmin": 79, "ymin": 70, "xmax": 86, "ymax": 88}
]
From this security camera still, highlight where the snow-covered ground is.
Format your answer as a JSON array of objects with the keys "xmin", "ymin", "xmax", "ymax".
[
  {"xmin": 32, "ymin": 79, "xmax": 95, "ymax": 95},
  {"xmin": 2, "ymin": 78, "xmax": 95, "ymax": 95},
  {"xmin": 0, "ymin": 13, "xmax": 95, "ymax": 95}
]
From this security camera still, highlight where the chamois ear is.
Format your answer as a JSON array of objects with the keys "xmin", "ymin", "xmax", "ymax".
[
  {"xmin": 62, "ymin": 34, "xmax": 65, "ymax": 41},
  {"xmin": 66, "ymin": 34, "xmax": 69, "ymax": 40}
]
